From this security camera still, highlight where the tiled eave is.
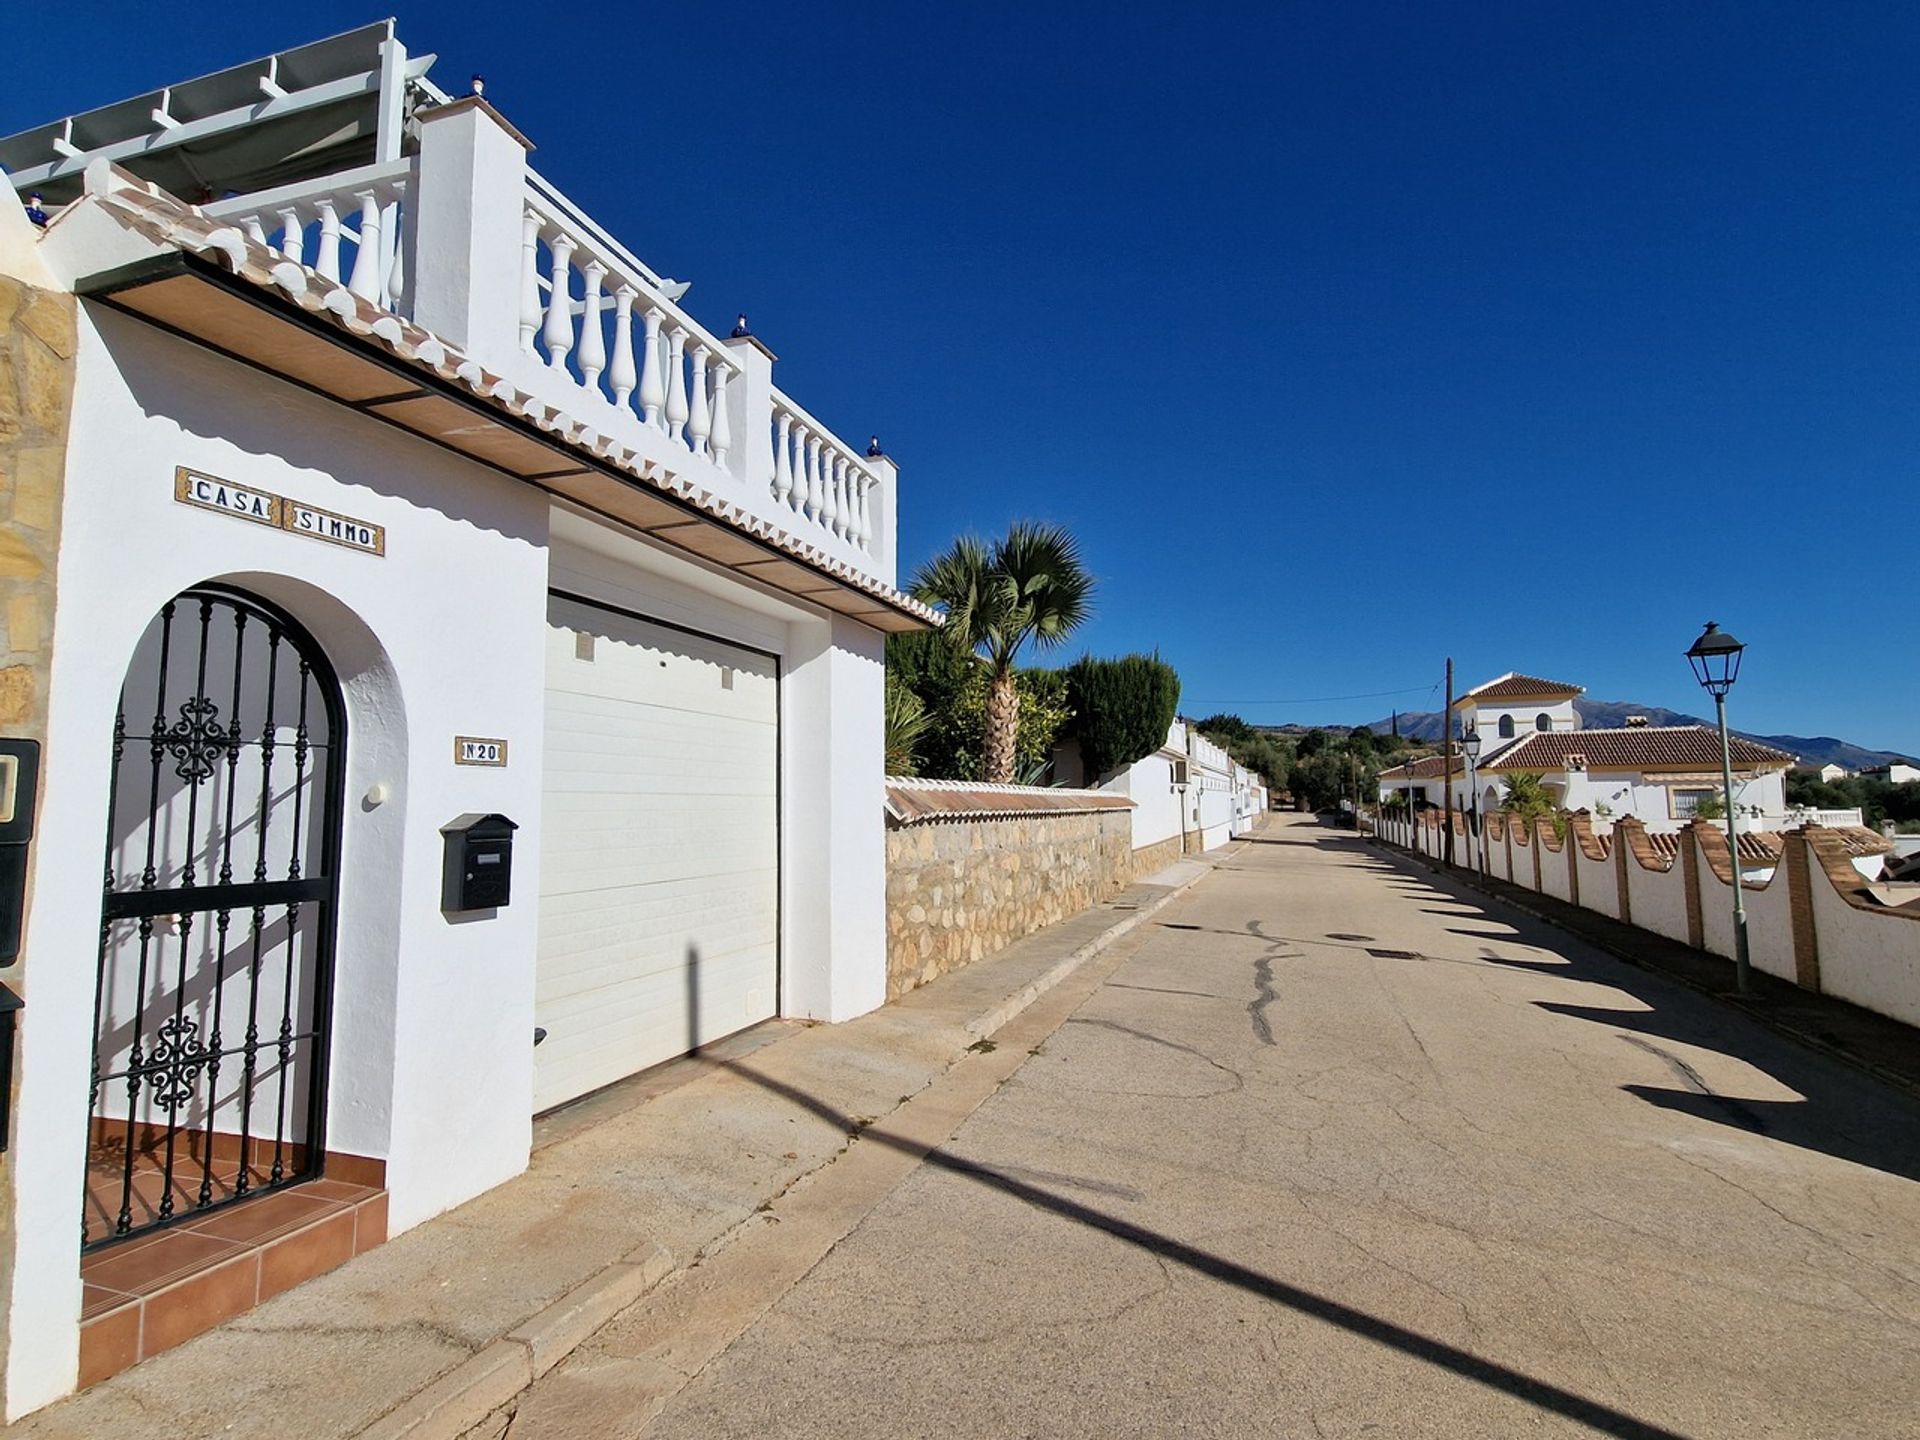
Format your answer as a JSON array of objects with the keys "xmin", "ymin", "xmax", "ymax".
[
  {"xmin": 68, "ymin": 172, "xmax": 939, "ymax": 633},
  {"xmin": 885, "ymin": 778, "xmax": 1136, "ymax": 827}
]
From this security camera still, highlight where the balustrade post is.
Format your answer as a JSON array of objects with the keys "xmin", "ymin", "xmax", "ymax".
[
  {"xmin": 608, "ymin": 287, "xmax": 638, "ymax": 409},
  {"xmin": 687, "ymin": 345, "xmax": 713, "ymax": 457},
  {"xmin": 347, "ymin": 191, "xmax": 384, "ymax": 300},
  {"xmin": 709, "ymin": 366, "xmax": 733, "ymax": 468},
  {"xmin": 276, "ymin": 207, "xmax": 304, "ymax": 264},
  {"xmin": 664, "ymin": 328, "xmax": 690, "ymax": 444},
  {"xmin": 314, "ymin": 199, "xmax": 342, "ymax": 283},
  {"xmin": 638, "ymin": 309, "xmax": 665, "ymax": 426},
  {"xmin": 577, "ymin": 260, "xmax": 608, "ymax": 392},
  {"xmin": 821, "ymin": 452, "xmax": 840, "ymax": 535},
  {"xmin": 243, "ymin": 216, "xmax": 269, "ymax": 247},
  {"xmin": 773, "ymin": 414, "xmax": 794, "ymax": 504},
  {"xmin": 383, "ymin": 195, "xmax": 406, "ymax": 311},
  {"xmin": 542, "ymin": 234, "xmax": 577, "ymax": 369},
  {"xmin": 803, "ymin": 432, "xmax": 823, "ymax": 521},
  {"xmin": 518, "ymin": 210, "xmax": 543, "ymax": 354}
]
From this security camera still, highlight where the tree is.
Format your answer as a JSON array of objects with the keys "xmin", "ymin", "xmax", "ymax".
[
  {"xmin": 1297, "ymin": 728, "xmax": 1329, "ymax": 759},
  {"xmin": 884, "ymin": 672, "xmax": 930, "ymax": 776},
  {"xmin": 1068, "ymin": 653, "xmax": 1182, "ymax": 780},
  {"xmin": 1499, "ymin": 771, "xmax": 1556, "ymax": 823},
  {"xmin": 1690, "ymin": 790, "xmax": 1727, "ymax": 821},
  {"xmin": 910, "ymin": 523, "xmax": 1094, "ymax": 783},
  {"xmin": 1194, "ymin": 713, "xmax": 1254, "ymax": 745}
]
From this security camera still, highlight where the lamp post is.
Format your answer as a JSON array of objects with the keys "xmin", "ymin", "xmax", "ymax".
[
  {"xmin": 1461, "ymin": 726, "xmax": 1484, "ymax": 879},
  {"xmin": 1686, "ymin": 620, "xmax": 1751, "ymax": 994}
]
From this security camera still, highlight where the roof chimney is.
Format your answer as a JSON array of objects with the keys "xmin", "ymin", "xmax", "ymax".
[{"xmin": 1625, "ymin": 715, "xmax": 1648, "ymax": 727}]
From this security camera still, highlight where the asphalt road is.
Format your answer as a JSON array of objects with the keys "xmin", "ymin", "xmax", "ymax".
[{"xmin": 506, "ymin": 816, "xmax": 1920, "ymax": 1439}]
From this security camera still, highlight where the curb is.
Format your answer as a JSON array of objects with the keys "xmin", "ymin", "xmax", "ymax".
[
  {"xmin": 359, "ymin": 1244, "xmax": 673, "ymax": 1440},
  {"xmin": 358, "ymin": 849, "xmax": 1238, "ymax": 1437},
  {"xmin": 966, "ymin": 844, "xmax": 1233, "ymax": 1039},
  {"xmin": 1371, "ymin": 836, "xmax": 1920, "ymax": 1103}
]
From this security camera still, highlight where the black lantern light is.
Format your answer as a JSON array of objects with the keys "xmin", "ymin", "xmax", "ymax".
[{"xmin": 1685, "ymin": 621, "xmax": 1744, "ymax": 698}]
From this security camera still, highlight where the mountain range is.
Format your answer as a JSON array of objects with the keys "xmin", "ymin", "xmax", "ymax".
[{"xmin": 1360, "ymin": 702, "xmax": 1917, "ymax": 771}]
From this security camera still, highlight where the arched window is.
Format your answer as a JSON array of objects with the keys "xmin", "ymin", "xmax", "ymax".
[
  {"xmin": 1498, "ymin": 714, "xmax": 1515, "ymax": 739},
  {"xmin": 1536, "ymin": 712, "xmax": 1552, "ymax": 732}
]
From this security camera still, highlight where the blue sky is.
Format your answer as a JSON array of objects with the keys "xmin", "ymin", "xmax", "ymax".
[{"xmin": 10, "ymin": 4, "xmax": 1918, "ymax": 750}]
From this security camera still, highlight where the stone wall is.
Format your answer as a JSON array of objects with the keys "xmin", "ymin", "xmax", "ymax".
[
  {"xmin": 886, "ymin": 808, "xmax": 1134, "ymax": 999},
  {"xmin": 1130, "ymin": 833, "xmax": 1185, "ymax": 878},
  {"xmin": 0, "ymin": 249, "xmax": 74, "ymax": 1417}
]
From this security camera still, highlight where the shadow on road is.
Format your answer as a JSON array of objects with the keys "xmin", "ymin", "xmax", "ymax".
[
  {"xmin": 708, "ymin": 1053, "xmax": 1694, "ymax": 1440},
  {"xmin": 1362, "ymin": 837, "xmax": 1920, "ymax": 1188}
]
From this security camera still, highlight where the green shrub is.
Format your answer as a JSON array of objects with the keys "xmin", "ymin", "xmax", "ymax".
[{"xmin": 1066, "ymin": 653, "xmax": 1182, "ymax": 781}]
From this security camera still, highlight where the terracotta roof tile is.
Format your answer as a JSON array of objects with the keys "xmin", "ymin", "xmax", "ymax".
[
  {"xmin": 884, "ymin": 778, "xmax": 1136, "ymax": 826},
  {"xmin": 1379, "ymin": 755, "xmax": 1462, "ymax": 781},
  {"xmin": 1453, "ymin": 672, "xmax": 1585, "ymax": 706},
  {"xmin": 1482, "ymin": 727, "xmax": 1795, "ymax": 773}
]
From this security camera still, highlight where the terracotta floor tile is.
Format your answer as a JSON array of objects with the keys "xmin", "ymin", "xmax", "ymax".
[
  {"xmin": 139, "ymin": 1254, "xmax": 259, "ymax": 1356},
  {"xmin": 182, "ymin": 1189, "xmax": 340, "ymax": 1245},
  {"xmin": 77, "ymin": 1304, "xmax": 142, "ymax": 1389},
  {"xmin": 81, "ymin": 1230, "xmax": 243, "ymax": 1297},
  {"xmin": 352, "ymin": 1192, "xmax": 389, "ymax": 1253},
  {"xmin": 257, "ymin": 1210, "xmax": 355, "ymax": 1304},
  {"xmin": 80, "ymin": 1283, "xmax": 137, "ymax": 1321},
  {"xmin": 301, "ymin": 1178, "xmax": 379, "ymax": 1203}
]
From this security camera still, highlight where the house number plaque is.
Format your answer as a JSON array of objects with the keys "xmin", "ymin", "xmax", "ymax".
[
  {"xmin": 454, "ymin": 737, "xmax": 509, "ymax": 768},
  {"xmin": 174, "ymin": 467, "xmax": 386, "ymax": 556}
]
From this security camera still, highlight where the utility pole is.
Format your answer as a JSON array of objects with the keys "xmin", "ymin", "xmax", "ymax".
[{"xmin": 1442, "ymin": 657, "xmax": 1455, "ymax": 868}]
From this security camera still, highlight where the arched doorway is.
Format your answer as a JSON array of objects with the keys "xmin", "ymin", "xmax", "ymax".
[{"xmin": 84, "ymin": 586, "xmax": 346, "ymax": 1250}]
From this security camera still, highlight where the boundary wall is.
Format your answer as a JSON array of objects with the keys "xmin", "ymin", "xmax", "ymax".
[{"xmin": 1376, "ymin": 808, "xmax": 1920, "ymax": 1030}]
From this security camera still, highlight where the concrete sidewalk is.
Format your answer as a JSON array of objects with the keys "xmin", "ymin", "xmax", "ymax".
[{"xmin": 12, "ymin": 859, "xmax": 1227, "ymax": 1440}]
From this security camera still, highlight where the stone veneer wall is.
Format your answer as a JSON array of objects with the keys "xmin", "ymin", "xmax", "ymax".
[
  {"xmin": 1130, "ymin": 833, "xmax": 1186, "ymax": 879},
  {"xmin": 0, "ymin": 262, "xmax": 75, "ymax": 1410},
  {"xmin": 886, "ymin": 809, "xmax": 1134, "ymax": 1000}
]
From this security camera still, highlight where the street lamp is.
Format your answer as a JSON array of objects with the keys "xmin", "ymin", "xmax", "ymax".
[
  {"xmin": 1686, "ymin": 621, "xmax": 1751, "ymax": 994},
  {"xmin": 1461, "ymin": 726, "xmax": 1484, "ymax": 879}
]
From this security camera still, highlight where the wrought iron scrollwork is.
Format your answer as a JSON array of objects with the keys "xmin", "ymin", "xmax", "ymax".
[
  {"xmin": 166, "ymin": 695, "xmax": 231, "ymax": 783},
  {"xmin": 145, "ymin": 1013, "xmax": 210, "ymax": 1112}
]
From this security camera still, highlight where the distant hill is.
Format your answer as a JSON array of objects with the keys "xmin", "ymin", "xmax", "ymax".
[{"xmin": 1360, "ymin": 702, "xmax": 1917, "ymax": 771}]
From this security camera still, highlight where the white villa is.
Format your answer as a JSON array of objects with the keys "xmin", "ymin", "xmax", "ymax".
[
  {"xmin": 0, "ymin": 22, "xmax": 936, "ymax": 1413},
  {"xmin": 1379, "ymin": 671, "xmax": 1815, "ymax": 833}
]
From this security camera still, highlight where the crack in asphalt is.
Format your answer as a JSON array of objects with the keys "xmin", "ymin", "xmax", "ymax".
[
  {"xmin": 1064, "ymin": 1017, "xmax": 1247, "ymax": 1092},
  {"xmin": 1615, "ymin": 1034, "xmax": 1767, "ymax": 1133}
]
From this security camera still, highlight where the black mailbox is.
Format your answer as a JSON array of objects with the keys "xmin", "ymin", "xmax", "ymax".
[
  {"xmin": 441, "ymin": 813, "xmax": 518, "ymax": 912},
  {"xmin": 0, "ymin": 740, "xmax": 40, "ymax": 964}
]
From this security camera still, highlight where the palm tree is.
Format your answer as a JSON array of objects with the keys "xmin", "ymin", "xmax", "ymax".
[
  {"xmin": 1499, "ymin": 771, "xmax": 1556, "ymax": 821},
  {"xmin": 910, "ymin": 522, "xmax": 1093, "ymax": 783}
]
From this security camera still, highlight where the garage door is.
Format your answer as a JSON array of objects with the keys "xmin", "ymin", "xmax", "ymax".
[{"xmin": 535, "ymin": 592, "xmax": 779, "ymax": 1113}]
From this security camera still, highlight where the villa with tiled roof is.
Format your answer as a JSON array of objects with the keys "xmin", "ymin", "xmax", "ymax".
[{"xmin": 1382, "ymin": 669, "xmax": 1823, "ymax": 835}]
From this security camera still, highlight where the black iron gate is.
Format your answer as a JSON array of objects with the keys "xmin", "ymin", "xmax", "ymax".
[{"xmin": 85, "ymin": 586, "xmax": 345, "ymax": 1250}]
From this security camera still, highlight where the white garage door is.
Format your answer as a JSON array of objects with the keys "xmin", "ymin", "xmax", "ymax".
[{"xmin": 535, "ymin": 592, "xmax": 779, "ymax": 1113}]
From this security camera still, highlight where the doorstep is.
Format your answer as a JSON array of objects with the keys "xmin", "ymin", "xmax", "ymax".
[{"xmin": 78, "ymin": 1175, "xmax": 388, "ymax": 1388}]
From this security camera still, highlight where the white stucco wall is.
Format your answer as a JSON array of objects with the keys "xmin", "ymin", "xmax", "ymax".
[
  {"xmin": 9, "ymin": 307, "xmax": 552, "ymax": 1412},
  {"xmin": 1622, "ymin": 851, "xmax": 1691, "ymax": 946},
  {"xmin": 1810, "ymin": 870, "xmax": 1920, "ymax": 1028},
  {"xmin": 7, "ymin": 298, "xmax": 897, "ymax": 1415}
]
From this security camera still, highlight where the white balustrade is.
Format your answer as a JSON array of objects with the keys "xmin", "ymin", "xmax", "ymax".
[
  {"xmin": 205, "ymin": 160, "xmax": 413, "ymax": 317},
  {"xmin": 760, "ymin": 396, "xmax": 883, "ymax": 554}
]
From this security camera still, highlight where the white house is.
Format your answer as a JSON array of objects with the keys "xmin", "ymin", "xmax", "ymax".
[
  {"xmin": 1379, "ymin": 670, "xmax": 1805, "ymax": 836},
  {"xmin": 1059, "ymin": 718, "xmax": 1268, "ymax": 864},
  {"xmin": 0, "ymin": 22, "xmax": 936, "ymax": 1413}
]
